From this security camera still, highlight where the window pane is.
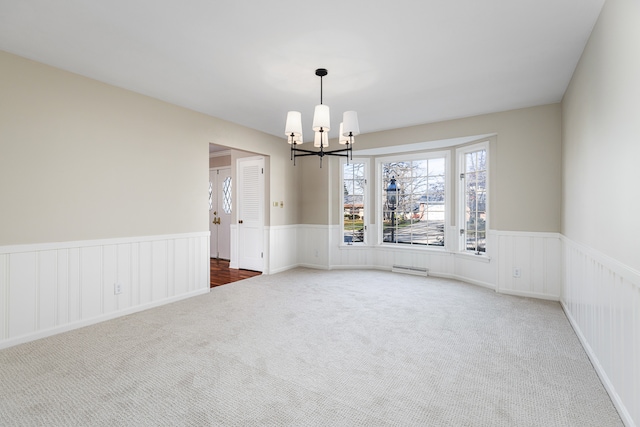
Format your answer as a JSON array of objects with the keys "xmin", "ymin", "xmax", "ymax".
[
  {"xmin": 428, "ymin": 176, "xmax": 445, "ymax": 202},
  {"xmin": 465, "ymin": 153, "xmax": 476, "ymax": 173},
  {"xmin": 463, "ymin": 148, "xmax": 487, "ymax": 253},
  {"xmin": 222, "ymin": 177, "xmax": 232, "ymax": 214},
  {"xmin": 382, "ymin": 157, "xmax": 445, "ymax": 247},
  {"xmin": 208, "ymin": 181, "xmax": 213, "ymax": 211},
  {"xmin": 344, "ymin": 162, "xmax": 365, "ymax": 243},
  {"xmin": 429, "ymin": 157, "xmax": 445, "ymax": 175},
  {"xmin": 477, "ymin": 150, "xmax": 487, "ymax": 171}
]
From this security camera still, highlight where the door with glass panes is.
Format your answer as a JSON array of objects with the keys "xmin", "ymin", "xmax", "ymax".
[{"xmin": 209, "ymin": 168, "xmax": 232, "ymax": 260}]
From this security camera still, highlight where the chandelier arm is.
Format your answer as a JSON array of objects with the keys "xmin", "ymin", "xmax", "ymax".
[{"xmin": 291, "ymin": 146, "xmax": 352, "ymax": 157}]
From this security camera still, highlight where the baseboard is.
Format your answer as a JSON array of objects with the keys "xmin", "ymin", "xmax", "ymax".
[
  {"xmin": 296, "ymin": 263, "xmax": 330, "ymax": 270},
  {"xmin": 268, "ymin": 264, "xmax": 302, "ymax": 274},
  {"xmin": 430, "ymin": 272, "xmax": 496, "ymax": 291},
  {"xmin": 0, "ymin": 232, "xmax": 210, "ymax": 349},
  {"xmin": 497, "ymin": 288, "xmax": 560, "ymax": 301},
  {"xmin": 0, "ymin": 288, "xmax": 209, "ymax": 350}
]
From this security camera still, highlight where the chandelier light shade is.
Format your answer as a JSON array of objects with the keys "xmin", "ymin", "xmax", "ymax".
[
  {"xmin": 286, "ymin": 68, "xmax": 359, "ymax": 167},
  {"xmin": 342, "ymin": 111, "xmax": 360, "ymax": 137},
  {"xmin": 285, "ymin": 111, "xmax": 303, "ymax": 141},
  {"xmin": 338, "ymin": 123, "xmax": 350, "ymax": 145},
  {"xmin": 312, "ymin": 104, "xmax": 330, "ymax": 131}
]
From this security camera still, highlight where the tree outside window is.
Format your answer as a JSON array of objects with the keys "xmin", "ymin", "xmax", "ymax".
[
  {"xmin": 343, "ymin": 162, "xmax": 366, "ymax": 244},
  {"xmin": 461, "ymin": 147, "xmax": 487, "ymax": 253},
  {"xmin": 382, "ymin": 158, "xmax": 445, "ymax": 246}
]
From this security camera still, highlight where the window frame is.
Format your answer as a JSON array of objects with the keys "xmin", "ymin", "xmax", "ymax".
[
  {"xmin": 375, "ymin": 150, "xmax": 451, "ymax": 249},
  {"xmin": 457, "ymin": 141, "xmax": 490, "ymax": 255},
  {"xmin": 340, "ymin": 157, "xmax": 369, "ymax": 246}
]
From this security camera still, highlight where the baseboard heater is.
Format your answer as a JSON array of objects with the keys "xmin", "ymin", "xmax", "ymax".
[{"xmin": 391, "ymin": 265, "xmax": 429, "ymax": 277}]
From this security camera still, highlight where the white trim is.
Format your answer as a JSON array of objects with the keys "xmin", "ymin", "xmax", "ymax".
[
  {"xmin": 297, "ymin": 224, "xmax": 329, "ymax": 230},
  {"xmin": 561, "ymin": 234, "xmax": 640, "ymax": 286},
  {"xmin": 266, "ymin": 224, "xmax": 298, "ymax": 231},
  {"xmin": 561, "ymin": 235, "xmax": 639, "ymax": 427},
  {"xmin": 353, "ymin": 133, "xmax": 496, "ymax": 156},
  {"xmin": 340, "ymin": 157, "xmax": 369, "ymax": 246},
  {"xmin": 374, "ymin": 149, "xmax": 452, "ymax": 166},
  {"xmin": 429, "ymin": 272, "xmax": 496, "ymax": 291},
  {"xmin": 454, "ymin": 252, "xmax": 492, "ymax": 263},
  {"xmin": 376, "ymin": 242, "xmax": 448, "ymax": 253},
  {"xmin": 337, "ymin": 245, "xmax": 371, "ymax": 251},
  {"xmin": 266, "ymin": 225, "xmax": 300, "ymax": 275},
  {"xmin": 0, "ymin": 288, "xmax": 209, "ymax": 350},
  {"xmin": 297, "ymin": 263, "xmax": 331, "ymax": 270},
  {"xmin": 457, "ymin": 140, "xmax": 490, "ymax": 254},
  {"xmin": 300, "ymin": 226, "xmax": 559, "ymax": 300},
  {"xmin": 327, "ymin": 264, "xmax": 380, "ymax": 271},
  {"xmin": 499, "ymin": 288, "xmax": 559, "ymax": 301},
  {"xmin": 1, "ymin": 232, "xmax": 210, "ymax": 349},
  {"xmin": 0, "ymin": 232, "xmax": 210, "ymax": 255},
  {"xmin": 375, "ymin": 149, "xmax": 451, "ymax": 247},
  {"xmin": 561, "ymin": 301, "xmax": 635, "ymax": 427}
]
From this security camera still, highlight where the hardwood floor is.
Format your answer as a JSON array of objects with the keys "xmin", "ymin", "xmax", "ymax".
[{"xmin": 210, "ymin": 258, "xmax": 261, "ymax": 287}]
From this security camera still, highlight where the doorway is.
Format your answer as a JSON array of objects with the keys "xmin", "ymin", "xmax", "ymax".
[{"xmin": 209, "ymin": 167, "xmax": 232, "ymax": 260}]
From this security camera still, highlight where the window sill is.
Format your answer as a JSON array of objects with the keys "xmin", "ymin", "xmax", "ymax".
[
  {"xmin": 338, "ymin": 243, "xmax": 491, "ymax": 263},
  {"xmin": 339, "ymin": 243, "xmax": 369, "ymax": 249},
  {"xmin": 377, "ymin": 243, "xmax": 448, "ymax": 253},
  {"xmin": 455, "ymin": 251, "xmax": 492, "ymax": 263}
]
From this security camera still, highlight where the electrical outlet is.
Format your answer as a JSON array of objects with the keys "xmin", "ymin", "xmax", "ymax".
[
  {"xmin": 114, "ymin": 282, "xmax": 123, "ymax": 295},
  {"xmin": 513, "ymin": 268, "xmax": 521, "ymax": 278}
]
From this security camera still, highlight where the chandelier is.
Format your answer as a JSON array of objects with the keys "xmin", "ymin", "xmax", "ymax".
[{"xmin": 285, "ymin": 68, "xmax": 360, "ymax": 167}]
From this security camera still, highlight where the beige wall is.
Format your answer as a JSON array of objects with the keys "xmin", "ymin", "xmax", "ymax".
[
  {"xmin": 300, "ymin": 104, "xmax": 562, "ymax": 233},
  {"xmin": 209, "ymin": 155, "xmax": 231, "ymax": 168},
  {"xmin": 0, "ymin": 51, "xmax": 295, "ymax": 246},
  {"xmin": 1, "ymin": 49, "xmax": 564, "ymax": 245},
  {"xmin": 562, "ymin": 0, "xmax": 640, "ymax": 272},
  {"xmin": 297, "ymin": 158, "xmax": 331, "ymax": 224}
]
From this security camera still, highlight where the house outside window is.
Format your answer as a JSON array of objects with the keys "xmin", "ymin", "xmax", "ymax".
[
  {"xmin": 458, "ymin": 142, "xmax": 488, "ymax": 254},
  {"xmin": 342, "ymin": 160, "xmax": 367, "ymax": 244}
]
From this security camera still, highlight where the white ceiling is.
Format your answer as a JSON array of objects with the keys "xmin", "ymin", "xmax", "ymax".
[{"xmin": 0, "ymin": 0, "xmax": 605, "ymax": 141}]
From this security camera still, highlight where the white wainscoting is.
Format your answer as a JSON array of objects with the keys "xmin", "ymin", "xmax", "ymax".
[
  {"xmin": 297, "ymin": 225, "xmax": 331, "ymax": 270},
  {"xmin": 0, "ymin": 232, "xmax": 210, "ymax": 350},
  {"xmin": 494, "ymin": 231, "xmax": 562, "ymax": 300},
  {"xmin": 267, "ymin": 225, "xmax": 299, "ymax": 274},
  {"xmin": 295, "ymin": 226, "xmax": 562, "ymax": 300},
  {"xmin": 562, "ymin": 236, "xmax": 639, "ymax": 427}
]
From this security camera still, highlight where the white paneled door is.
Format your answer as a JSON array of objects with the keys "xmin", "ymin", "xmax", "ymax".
[
  {"xmin": 209, "ymin": 168, "xmax": 232, "ymax": 260},
  {"xmin": 237, "ymin": 157, "xmax": 264, "ymax": 272}
]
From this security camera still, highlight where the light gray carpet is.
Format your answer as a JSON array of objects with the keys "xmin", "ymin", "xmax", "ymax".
[{"xmin": 0, "ymin": 268, "xmax": 622, "ymax": 426}]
